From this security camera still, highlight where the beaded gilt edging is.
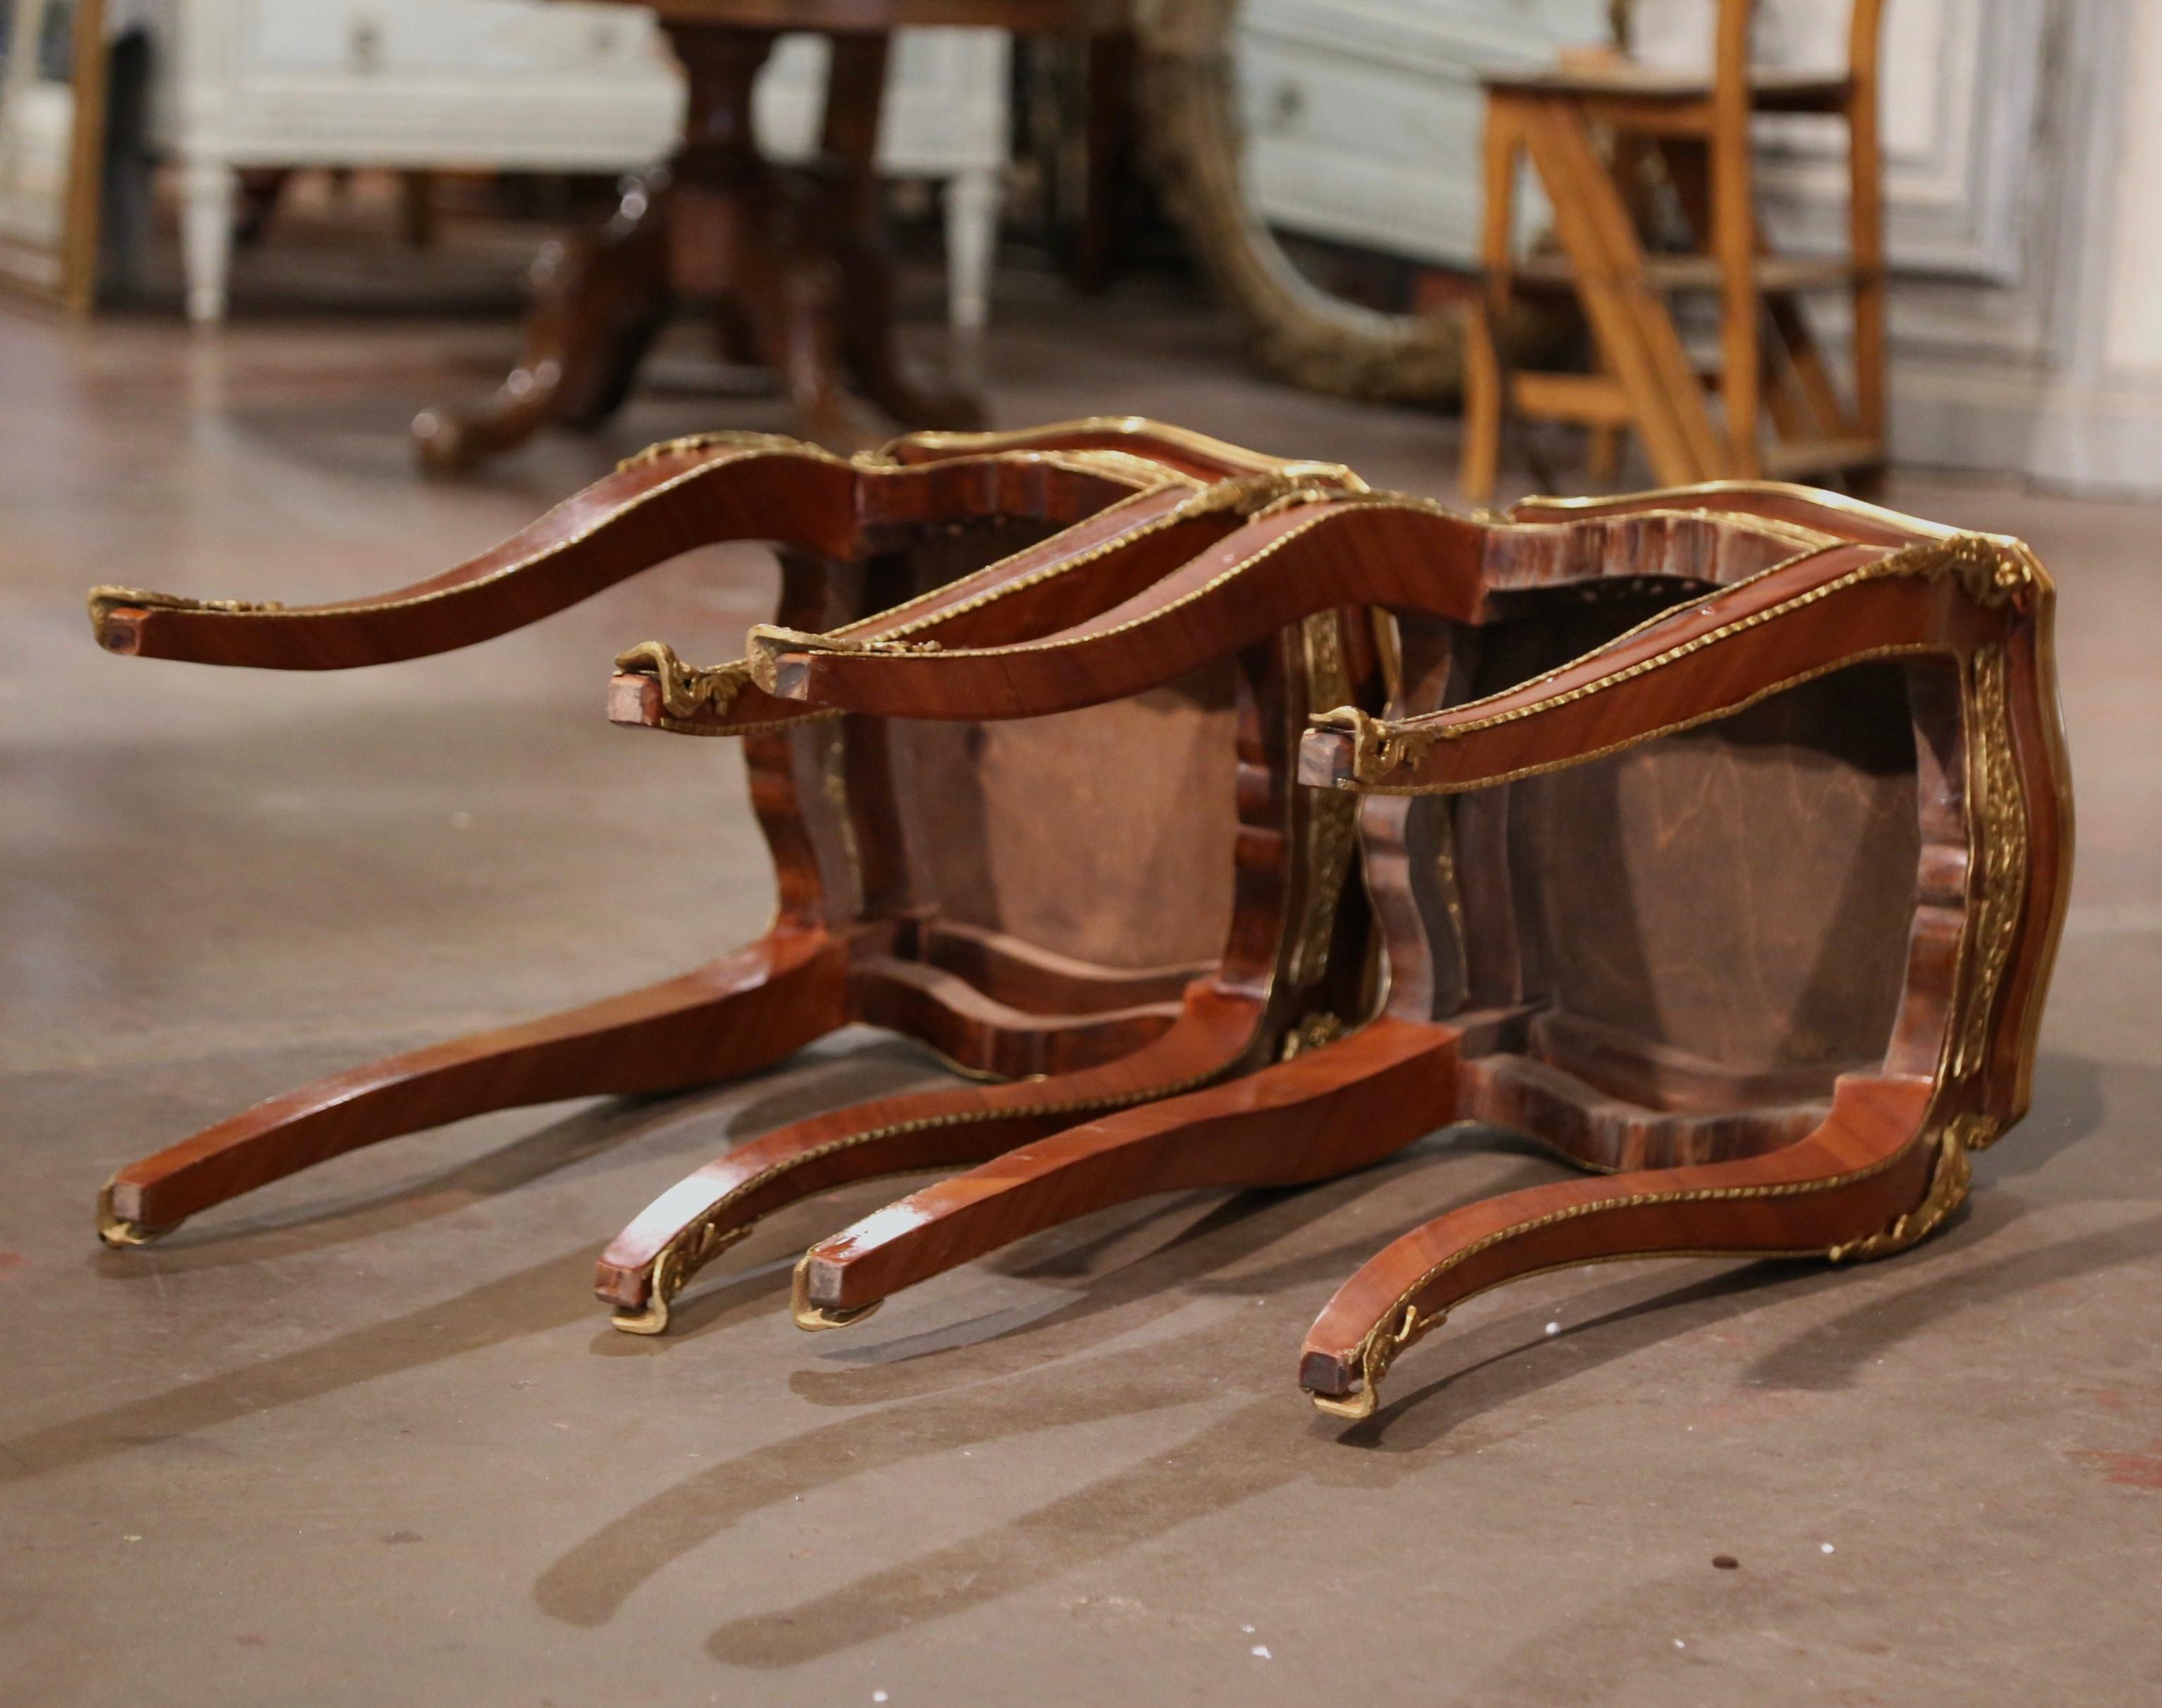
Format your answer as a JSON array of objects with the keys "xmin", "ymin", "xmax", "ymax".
[
  {"xmin": 1332, "ymin": 534, "xmax": 2038, "ymax": 791},
  {"xmin": 612, "ymin": 467, "xmax": 1364, "ymax": 731},
  {"xmin": 1311, "ymin": 547, "xmax": 2039, "ymax": 1419}
]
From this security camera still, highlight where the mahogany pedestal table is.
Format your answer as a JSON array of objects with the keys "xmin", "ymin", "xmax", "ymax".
[{"xmin": 412, "ymin": 1, "xmax": 1127, "ymax": 472}]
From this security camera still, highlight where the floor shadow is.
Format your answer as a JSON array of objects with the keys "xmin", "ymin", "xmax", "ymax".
[
  {"xmin": 1, "ymin": 1245, "xmax": 601, "ymax": 1490},
  {"xmin": 2, "ymin": 1234, "xmax": 808, "ymax": 1494},
  {"xmin": 1742, "ymin": 1201, "xmax": 2162, "ymax": 1391},
  {"xmin": 548, "ymin": 1087, "xmax": 2144, "ymax": 1667},
  {"xmin": 11, "ymin": 1045, "xmax": 948, "ymax": 1486},
  {"xmin": 74, "ymin": 1027, "xmax": 2061, "ymax": 1659},
  {"xmin": 1347, "ymin": 1259, "xmax": 1840, "ymax": 1455},
  {"xmin": 686, "ymin": 1255, "xmax": 1796, "ymax": 1670},
  {"xmin": 983, "ymin": 1192, "xmax": 1216, "ymax": 1285},
  {"xmin": 1341, "ymin": 1050, "xmax": 2129, "ymax": 1445},
  {"xmin": 782, "ymin": 1140, "xmax": 1558, "ymax": 1407},
  {"xmin": 529, "ymin": 1145, "xmax": 1560, "ymax": 1634},
  {"xmin": 692, "ymin": 1185, "xmax": 2154, "ymax": 1672},
  {"xmin": 1971, "ymin": 1051, "xmax": 2111, "ymax": 1182},
  {"xmin": 535, "ymin": 1331, "xmax": 1226, "ymax": 1634},
  {"xmin": 1347, "ymin": 1169, "xmax": 2127, "ymax": 1451},
  {"xmin": 1179, "ymin": 1126, "xmax": 1556, "ymax": 1298},
  {"xmin": 693, "ymin": 1388, "xmax": 1315, "ymax": 1668}
]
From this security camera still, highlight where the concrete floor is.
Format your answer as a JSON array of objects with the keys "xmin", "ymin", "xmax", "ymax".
[{"xmin": 3, "ymin": 272, "xmax": 2158, "ymax": 1708}]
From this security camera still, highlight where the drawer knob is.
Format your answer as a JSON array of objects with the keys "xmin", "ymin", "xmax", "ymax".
[{"xmin": 349, "ymin": 17, "xmax": 384, "ymax": 73}]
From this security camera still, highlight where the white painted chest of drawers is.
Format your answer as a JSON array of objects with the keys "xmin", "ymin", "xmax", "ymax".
[
  {"xmin": 1234, "ymin": 0, "xmax": 1611, "ymax": 269},
  {"xmin": 146, "ymin": 1, "xmax": 1008, "ymax": 326}
]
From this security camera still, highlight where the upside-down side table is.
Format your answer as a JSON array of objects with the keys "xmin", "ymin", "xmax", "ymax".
[
  {"xmin": 85, "ymin": 421, "xmax": 1378, "ymax": 1343},
  {"xmin": 413, "ymin": 0, "xmax": 1129, "ymax": 472},
  {"xmin": 737, "ymin": 480, "xmax": 2072, "ymax": 1420}
]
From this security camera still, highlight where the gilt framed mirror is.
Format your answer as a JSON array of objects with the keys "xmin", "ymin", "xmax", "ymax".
[
  {"xmin": 1136, "ymin": 0, "xmax": 1613, "ymax": 402},
  {"xmin": 0, "ymin": 0, "xmax": 104, "ymax": 311}
]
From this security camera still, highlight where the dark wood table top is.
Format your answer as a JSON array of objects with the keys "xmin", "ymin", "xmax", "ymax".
[{"xmin": 585, "ymin": 0, "xmax": 1128, "ymax": 32}]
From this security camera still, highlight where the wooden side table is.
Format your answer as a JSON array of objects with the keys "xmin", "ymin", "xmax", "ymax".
[{"xmin": 413, "ymin": 0, "xmax": 1125, "ymax": 470}]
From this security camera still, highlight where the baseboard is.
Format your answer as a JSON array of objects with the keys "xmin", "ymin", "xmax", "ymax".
[{"xmin": 1892, "ymin": 358, "xmax": 2162, "ymax": 499}]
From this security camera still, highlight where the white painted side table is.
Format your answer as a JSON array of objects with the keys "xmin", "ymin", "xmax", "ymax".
[{"xmin": 147, "ymin": 1, "xmax": 1008, "ymax": 327}]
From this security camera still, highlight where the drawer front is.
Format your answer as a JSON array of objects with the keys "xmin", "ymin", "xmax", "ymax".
[
  {"xmin": 1237, "ymin": 34, "xmax": 1484, "ymax": 267},
  {"xmin": 755, "ymin": 29, "xmax": 1009, "ymax": 169},
  {"xmin": 1236, "ymin": 0, "xmax": 1605, "ymax": 267},
  {"xmin": 239, "ymin": 1, "xmax": 665, "ymax": 83}
]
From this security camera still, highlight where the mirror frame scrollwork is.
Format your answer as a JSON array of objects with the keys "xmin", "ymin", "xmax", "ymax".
[
  {"xmin": 0, "ymin": 0, "xmax": 105, "ymax": 312},
  {"xmin": 1134, "ymin": 0, "xmax": 1464, "ymax": 403}
]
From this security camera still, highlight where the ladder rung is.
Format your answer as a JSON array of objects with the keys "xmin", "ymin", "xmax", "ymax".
[
  {"xmin": 1512, "ymin": 253, "xmax": 1862, "ymax": 294},
  {"xmin": 1509, "ymin": 372, "xmax": 1636, "ymax": 427}
]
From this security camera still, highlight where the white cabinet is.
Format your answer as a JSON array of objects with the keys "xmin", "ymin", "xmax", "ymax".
[
  {"xmin": 1234, "ymin": 0, "xmax": 1611, "ymax": 269},
  {"xmin": 754, "ymin": 29, "xmax": 1009, "ymax": 331},
  {"xmin": 1232, "ymin": 0, "xmax": 2162, "ymax": 492},
  {"xmin": 150, "ymin": 1, "xmax": 1008, "ymax": 327}
]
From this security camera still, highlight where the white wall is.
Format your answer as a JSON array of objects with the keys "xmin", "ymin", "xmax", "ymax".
[
  {"xmin": 2101, "ymin": 2, "xmax": 2162, "ymax": 379},
  {"xmin": 1232, "ymin": 0, "xmax": 2158, "ymax": 490},
  {"xmin": 1634, "ymin": 0, "xmax": 2162, "ymax": 495}
]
